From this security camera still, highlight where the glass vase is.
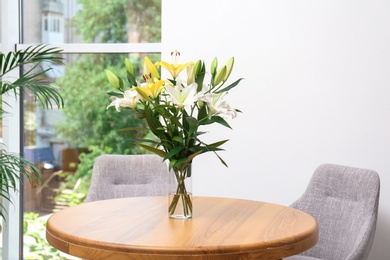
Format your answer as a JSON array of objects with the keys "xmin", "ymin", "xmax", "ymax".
[{"xmin": 168, "ymin": 163, "xmax": 192, "ymax": 219}]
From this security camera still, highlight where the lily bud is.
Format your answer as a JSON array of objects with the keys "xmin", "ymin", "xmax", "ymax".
[
  {"xmin": 213, "ymin": 66, "xmax": 227, "ymax": 86},
  {"xmin": 210, "ymin": 57, "xmax": 218, "ymax": 76},
  {"xmin": 187, "ymin": 64, "xmax": 195, "ymax": 85},
  {"xmin": 194, "ymin": 60, "xmax": 205, "ymax": 92},
  {"xmin": 224, "ymin": 57, "xmax": 234, "ymax": 82},
  {"xmin": 106, "ymin": 69, "xmax": 122, "ymax": 90},
  {"xmin": 193, "ymin": 60, "xmax": 202, "ymax": 77},
  {"xmin": 125, "ymin": 58, "xmax": 134, "ymax": 75}
]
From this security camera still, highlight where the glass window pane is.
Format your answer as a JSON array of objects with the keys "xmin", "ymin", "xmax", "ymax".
[
  {"xmin": 21, "ymin": 0, "xmax": 162, "ymax": 257},
  {"xmin": 0, "ymin": 18, "xmax": 2, "ymax": 248},
  {"xmin": 23, "ymin": 0, "xmax": 161, "ymax": 44},
  {"xmin": 22, "ymin": 52, "xmax": 160, "ymax": 258},
  {"xmin": 0, "ymin": 0, "xmax": 2, "ymax": 43},
  {"xmin": 0, "ymin": 0, "xmax": 1, "ymax": 243}
]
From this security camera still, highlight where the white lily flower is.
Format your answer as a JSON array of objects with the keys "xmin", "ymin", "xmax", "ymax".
[
  {"xmin": 202, "ymin": 93, "xmax": 237, "ymax": 119},
  {"xmin": 164, "ymin": 78, "xmax": 201, "ymax": 109},
  {"xmin": 106, "ymin": 89, "xmax": 140, "ymax": 111}
]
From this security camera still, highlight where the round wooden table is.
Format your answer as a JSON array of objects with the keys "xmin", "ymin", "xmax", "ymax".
[{"xmin": 46, "ymin": 196, "xmax": 318, "ymax": 260}]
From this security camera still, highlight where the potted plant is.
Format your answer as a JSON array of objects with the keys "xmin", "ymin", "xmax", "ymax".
[{"xmin": 0, "ymin": 44, "xmax": 64, "ymax": 221}]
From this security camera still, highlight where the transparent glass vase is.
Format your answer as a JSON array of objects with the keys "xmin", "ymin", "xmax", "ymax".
[{"xmin": 168, "ymin": 163, "xmax": 192, "ymax": 219}]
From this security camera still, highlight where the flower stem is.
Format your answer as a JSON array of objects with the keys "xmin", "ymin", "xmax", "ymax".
[{"xmin": 169, "ymin": 165, "xmax": 192, "ymax": 218}]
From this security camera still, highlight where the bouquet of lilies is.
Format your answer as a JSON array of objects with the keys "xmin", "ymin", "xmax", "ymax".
[{"xmin": 105, "ymin": 50, "xmax": 242, "ymax": 217}]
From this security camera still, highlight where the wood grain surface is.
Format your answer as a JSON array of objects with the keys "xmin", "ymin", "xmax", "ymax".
[{"xmin": 46, "ymin": 196, "xmax": 318, "ymax": 259}]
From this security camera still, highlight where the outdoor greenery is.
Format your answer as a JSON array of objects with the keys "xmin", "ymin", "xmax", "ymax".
[
  {"xmin": 71, "ymin": 0, "xmax": 161, "ymax": 43},
  {"xmin": 55, "ymin": 0, "xmax": 162, "ymax": 201},
  {"xmin": 0, "ymin": 44, "xmax": 64, "ymax": 221},
  {"xmin": 19, "ymin": 0, "xmax": 161, "ymax": 257},
  {"xmin": 24, "ymin": 212, "xmax": 74, "ymax": 259}
]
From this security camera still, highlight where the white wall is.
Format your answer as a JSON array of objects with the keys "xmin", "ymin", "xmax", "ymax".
[{"xmin": 162, "ymin": 1, "xmax": 390, "ymax": 259}]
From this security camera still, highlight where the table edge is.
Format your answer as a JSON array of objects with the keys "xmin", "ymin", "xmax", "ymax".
[{"xmin": 46, "ymin": 196, "xmax": 319, "ymax": 258}]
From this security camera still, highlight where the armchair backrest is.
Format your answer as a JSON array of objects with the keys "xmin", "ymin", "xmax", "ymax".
[
  {"xmin": 86, "ymin": 154, "xmax": 168, "ymax": 202},
  {"xmin": 290, "ymin": 163, "xmax": 380, "ymax": 260}
]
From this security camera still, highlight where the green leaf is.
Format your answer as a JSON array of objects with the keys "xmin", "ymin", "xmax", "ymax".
[
  {"xmin": 207, "ymin": 139, "xmax": 229, "ymax": 149},
  {"xmin": 184, "ymin": 150, "xmax": 203, "ymax": 164},
  {"xmin": 168, "ymin": 159, "xmax": 177, "ymax": 170},
  {"xmin": 214, "ymin": 152, "xmax": 228, "ymax": 167},
  {"xmin": 127, "ymin": 138, "xmax": 159, "ymax": 145},
  {"xmin": 127, "ymin": 71, "xmax": 137, "ymax": 87},
  {"xmin": 118, "ymin": 127, "xmax": 150, "ymax": 132},
  {"xmin": 155, "ymin": 104, "xmax": 183, "ymax": 128},
  {"xmin": 136, "ymin": 143, "xmax": 166, "ymax": 158},
  {"xmin": 0, "ymin": 44, "xmax": 64, "ymax": 109},
  {"xmin": 173, "ymin": 136, "xmax": 183, "ymax": 144},
  {"xmin": 144, "ymin": 107, "xmax": 162, "ymax": 136},
  {"xmin": 106, "ymin": 91, "xmax": 124, "ymax": 97},
  {"xmin": 185, "ymin": 116, "xmax": 199, "ymax": 136},
  {"xmin": 135, "ymin": 109, "xmax": 146, "ymax": 119},
  {"xmin": 197, "ymin": 105, "xmax": 208, "ymax": 121},
  {"xmin": 0, "ymin": 150, "xmax": 41, "ymax": 221},
  {"xmin": 200, "ymin": 116, "xmax": 232, "ymax": 129},
  {"xmin": 175, "ymin": 157, "xmax": 189, "ymax": 168},
  {"xmin": 164, "ymin": 146, "xmax": 184, "ymax": 161},
  {"xmin": 215, "ymin": 78, "xmax": 244, "ymax": 93}
]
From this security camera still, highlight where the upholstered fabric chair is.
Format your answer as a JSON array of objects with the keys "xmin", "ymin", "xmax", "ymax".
[
  {"xmin": 286, "ymin": 164, "xmax": 380, "ymax": 260},
  {"xmin": 86, "ymin": 154, "xmax": 168, "ymax": 202}
]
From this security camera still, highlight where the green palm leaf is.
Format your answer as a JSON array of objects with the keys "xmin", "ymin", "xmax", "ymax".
[
  {"xmin": 0, "ymin": 44, "xmax": 64, "ymax": 109},
  {"xmin": 0, "ymin": 150, "xmax": 41, "ymax": 221},
  {"xmin": 0, "ymin": 44, "xmax": 63, "ymax": 221}
]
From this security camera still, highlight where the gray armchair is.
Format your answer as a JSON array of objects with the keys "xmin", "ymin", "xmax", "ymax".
[
  {"xmin": 86, "ymin": 154, "xmax": 168, "ymax": 202},
  {"xmin": 286, "ymin": 164, "xmax": 380, "ymax": 260}
]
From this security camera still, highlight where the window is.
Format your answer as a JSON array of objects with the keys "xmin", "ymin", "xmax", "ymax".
[
  {"xmin": 43, "ymin": 18, "xmax": 48, "ymax": 31},
  {"xmin": 2, "ymin": 0, "xmax": 161, "ymax": 258},
  {"xmin": 0, "ymin": 1, "xmax": 2, "ymax": 44}
]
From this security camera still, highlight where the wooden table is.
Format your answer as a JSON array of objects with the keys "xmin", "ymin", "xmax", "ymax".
[{"xmin": 46, "ymin": 196, "xmax": 318, "ymax": 260}]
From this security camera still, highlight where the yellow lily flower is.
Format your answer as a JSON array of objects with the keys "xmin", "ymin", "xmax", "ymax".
[
  {"xmin": 157, "ymin": 50, "xmax": 193, "ymax": 79},
  {"xmin": 136, "ymin": 79, "xmax": 165, "ymax": 101},
  {"xmin": 144, "ymin": 56, "xmax": 160, "ymax": 80}
]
